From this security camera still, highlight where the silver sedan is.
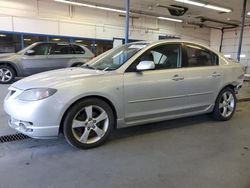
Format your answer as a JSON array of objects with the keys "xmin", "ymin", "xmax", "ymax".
[{"xmin": 4, "ymin": 40, "xmax": 244, "ymax": 149}]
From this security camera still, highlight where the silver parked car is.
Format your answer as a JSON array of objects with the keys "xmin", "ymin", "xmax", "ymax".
[
  {"xmin": 0, "ymin": 42, "xmax": 94, "ymax": 84},
  {"xmin": 4, "ymin": 40, "xmax": 244, "ymax": 149}
]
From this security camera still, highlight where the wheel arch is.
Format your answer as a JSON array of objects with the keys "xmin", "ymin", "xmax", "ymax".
[
  {"xmin": 0, "ymin": 61, "xmax": 20, "ymax": 76},
  {"xmin": 59, "ymin": 95, "xmax": 118, "ymax": 134}
]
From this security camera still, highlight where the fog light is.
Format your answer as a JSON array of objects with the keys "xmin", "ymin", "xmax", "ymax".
[{"xmin": 19, "ymin": 122, "xmax": 33, "ymax": 132}]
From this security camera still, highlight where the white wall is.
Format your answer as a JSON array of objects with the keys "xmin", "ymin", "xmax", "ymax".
[
  {"xmin": 210, "ymin": 27, "xmax": 250, "ymax": 67},
  {"xmin": 0, "ymin": 0, "xmax": 211, "ymax": 44}
]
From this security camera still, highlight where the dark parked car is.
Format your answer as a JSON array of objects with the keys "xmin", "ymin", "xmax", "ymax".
[{"xmin": 0, "ymin": 42, "xmax": 94, "ymax": 84}]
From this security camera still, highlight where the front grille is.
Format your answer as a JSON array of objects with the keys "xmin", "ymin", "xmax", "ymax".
[{"xmin": 0, "ymin": 133, "xmax": 29, "ymax": 143}]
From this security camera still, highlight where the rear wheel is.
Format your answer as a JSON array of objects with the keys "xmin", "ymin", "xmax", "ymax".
[
  {"xmin": 0, "ymin": 65, "xmax": 15, "ymax": 84},
  {"xmin": 212, "ymin": 87, "xmax": 236, "ymax": 121},
  {"xmin": 63, "ymin": 98, "xmax": 114, "ymax": 149}
]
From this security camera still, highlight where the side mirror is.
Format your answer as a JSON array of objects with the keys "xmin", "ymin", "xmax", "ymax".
[
  {"xmin": 26, "ymin": 50, "xmax": 35, "ymax": 56},
  {"xmin": 136, "ymin": 61, "xmax": 155, "ymax": 71}
]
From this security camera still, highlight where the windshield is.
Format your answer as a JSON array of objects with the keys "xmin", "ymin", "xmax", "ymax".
[{"xmin": 85, "ymin": 43, "xmax": 149, "ymax": 71}]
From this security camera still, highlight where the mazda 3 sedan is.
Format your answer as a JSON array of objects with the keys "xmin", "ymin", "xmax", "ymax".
[{"xmin": 4, "ymin": 40, "xmax": 244, "ymax": 149}]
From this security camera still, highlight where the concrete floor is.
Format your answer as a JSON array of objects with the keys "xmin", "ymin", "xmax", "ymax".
[{"xmin": 0, "ymin": 83, "xmax": 250, "ymax": 188}]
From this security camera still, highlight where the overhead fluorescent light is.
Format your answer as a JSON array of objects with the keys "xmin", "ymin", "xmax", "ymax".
[
  {"xmin": 175, "ymin": 0, "xmax": 232, "ymax": 13},
  {"xmin": 24, "ymin": 38, "xmax": 31, "ymax": 41},
  {"xmin": 224, "ymin": 54, "xmax": 231, "ymax": 58},
  {"xmin": 55, "ymin": 0, "xmax": 126, "ymax": 13},
  {"xmin": 0, "ymin": 34, "xmax": 6, "ymax": 37},
  {"xmin": 240, "ymin": 54, "xmax": 246, "ymax": 58},
  {"xmin": 175, "ymin": 0, "xmax": 204, "ymax": 7},
  {"xmin": 75, "ymin": 40, "xmax": 83, "ymax": 43},
  {"xmin": 247, "ymin": 12, "xmax": 250, "ymax": 16},
  {"xmin": 204, "ymin": 4, "xmax": 232, "ymax": 12},
  {"xmin": 158, "ymin": 17, "xmax": 183, "ymax": 23},
  {"xmin": 52, "ymin": 38, "xmax": 61, "ymax": 41}
]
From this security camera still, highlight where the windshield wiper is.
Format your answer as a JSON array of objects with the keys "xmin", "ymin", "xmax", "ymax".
[{"xmin": 81, "ymin": 64, "xmax": 96, "ymax": 70}]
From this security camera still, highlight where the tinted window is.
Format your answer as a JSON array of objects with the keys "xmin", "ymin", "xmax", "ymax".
[
  {"xmin": 184, "ymin": 44, "xmax": 218, "ymax": 67},
  {"xmin": 127, "ymin": 44, "xmax": 180, "ymax": 72},
  {"xmin": 50, "ymin": 44, "xmax": 75, "ymax": 55},
  {"xmin": 31, "ymin": 43, "xmax": 53, "ymax": 55},
  {"xmin": 73, "ymin": 45, "xmax": 85, "ymax": 54}
]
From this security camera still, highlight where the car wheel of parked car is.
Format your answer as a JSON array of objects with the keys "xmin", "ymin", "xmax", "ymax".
[
  {"xmin": 212, "ymin": 87, "xmax": 236, "ymax": 121},
  {"xmin": 0, "ymin": 65, "xmax": 15, "ymax": 84},
  {"xmin": 63, "ymin": 98, "xmax": 115, "ymax": 149}
]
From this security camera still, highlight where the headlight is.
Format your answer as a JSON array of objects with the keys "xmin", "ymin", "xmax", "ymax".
[{"xmin": 17, "ymin": 88, "xmax": 57, "ymax": 101}]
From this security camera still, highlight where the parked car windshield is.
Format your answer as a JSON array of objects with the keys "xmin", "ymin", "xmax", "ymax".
[{"xmin": 86, "ymin": 43, "xmax": 149, "ymax": 71}]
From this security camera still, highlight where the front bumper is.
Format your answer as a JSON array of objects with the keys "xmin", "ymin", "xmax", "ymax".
[{"xmin": 4, "ymin": 87, "xmax": 62, "ymax": 139}]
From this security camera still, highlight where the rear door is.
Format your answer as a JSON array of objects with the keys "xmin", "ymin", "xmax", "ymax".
[
  {"xmin": 181, "ymin": 43, "xmax": 223, "ymax": 110},
  {"xmin": 46, "ymin": 44, "xmax": 76, "ymax": 69}
]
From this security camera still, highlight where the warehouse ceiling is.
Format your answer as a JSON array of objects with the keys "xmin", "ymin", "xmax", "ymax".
[{"xmin": 71, "ymin": 0, "xmax": 250, "ymax": 28}]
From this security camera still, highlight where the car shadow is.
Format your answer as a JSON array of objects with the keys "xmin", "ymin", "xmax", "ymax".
[{"xmin": 110, "ymin": 114, "xmax": 217, "ymax": 141}]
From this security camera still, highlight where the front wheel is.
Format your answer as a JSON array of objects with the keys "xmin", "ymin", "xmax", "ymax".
[
  {"xmin": 212, "ymin": 87, "xmax": 237, "ymax": 121},
  {"xmin": 0, "ymin": 65, "xmax": 15, "ymax": 84},
  {"xmin": 63, "ymin": 98, "xmax": 114, "ymax": 149}
]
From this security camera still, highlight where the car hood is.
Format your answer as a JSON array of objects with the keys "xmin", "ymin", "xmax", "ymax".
[
  {"xmin": 0, "ymin": 53, "xmax": 16, "ymax": 60},
  {"xmin": 12, "ymin": 68, "xmax": 110, "ymax": 90}
]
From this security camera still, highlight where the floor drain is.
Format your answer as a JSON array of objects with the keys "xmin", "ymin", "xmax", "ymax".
[{"xmin": 0, "ymin": 133, "xmax": 29, "ymax": 143}]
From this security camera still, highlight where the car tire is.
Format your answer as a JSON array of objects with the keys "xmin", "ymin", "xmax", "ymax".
[
  {"xmin": 63, "ymin": 98, "xmax": 115, "ymax": 149},
  {"xmin": 212, "ymin": 87, "xmax": 237, "ymax": 121},
  {"xmin": 0, "ymin": 65, "xmax": 15, "ymax": 84}
]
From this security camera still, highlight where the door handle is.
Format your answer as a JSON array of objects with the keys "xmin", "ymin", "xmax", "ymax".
[
  {"xmin": 172, "ymin": 75, "xmax": 184, "ymax": 81},
  {"xmin": 212, "ymin": 72, "xmax": 222, "ymax": 78}
]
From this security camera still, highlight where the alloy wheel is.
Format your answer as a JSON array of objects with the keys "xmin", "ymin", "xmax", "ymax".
[
  {"xmin": 219, "ymin": 91, "xmax": 235, "ymax": 118},
  {"xmin": 0, "ymin": 68, "xmax": 13, "ymax": 83},
  {"xmin": 71, "ymin": 105, "xmax": 109, "ymax": 144}
]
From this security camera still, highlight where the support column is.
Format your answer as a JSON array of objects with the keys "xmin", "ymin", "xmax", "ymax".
[
  {"xmin": 237, "ymin": 0, "xmax": 247, "ymax": 62},
  {"xmin": 125, "ymin": 0, "xmax": 130, "ymax": 44}
]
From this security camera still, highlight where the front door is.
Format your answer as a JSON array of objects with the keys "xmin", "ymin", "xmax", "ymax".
[
  {"xmin": 21, "ymin": 43, "xmax": 54, "ymax": 75},
  {"xmin": 123, "ymin": 43, "xmax": 189, "ymax": 126}
]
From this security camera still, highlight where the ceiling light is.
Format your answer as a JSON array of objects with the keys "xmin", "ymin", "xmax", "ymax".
[
  {"xmin": 175, "ymin": 0, "xmax": 232, "ymax": 13},
  {"xmin": 224, "ymin": 54, "xmax": 231, "ymax": 58},
  {"xmin": 158, "ymin": 17, "xmax": 183, "ymax": 23},
  {"xmin": 175, "ymin": 0, "xmax": 204, "ymax": 7},
  {"xmin": 247, "ymin": 12, "xmax": 250, "ymax": 16},
  {"xmin": 0, "ymin": 34, "xmax": 6, "ymax": 37},
  {"xmin": 240, "ymin": 54, "xmax": 246, "ymax": 58},
  {"xmin": 75, "ymin": 40, "xmax": 83, "ymax": 43},
  {"xmin": 204, "ymin": 4, "xmax": 232, "ymax": 13},
  {"xmin": 55, "ymin": 0, "xmax": 126, "ymax": 13},
  {"xmin": 24, "ymin": 38, "xmax": 31, "ymax": 41},
  {"xmin": 52, "ymin": 38, "xmax": 61, "ymax": 41}
]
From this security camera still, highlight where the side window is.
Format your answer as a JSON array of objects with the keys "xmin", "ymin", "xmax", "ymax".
[
  {"xmin": 30, "ymin": 43, "xmax": 53, "ymax": 55},
  {"xmin": 126, "ymin": 44, "xmax": 181, "ymax": 72},
  {"xmin": 184, "ymin": 44, "xmax": 218, "ymax": 67},
  {"xmin": 50, "ymin": 44, "xmax": 75, "ymax": 55},
  {"xmin": 73, "ymin": 45, "xmax": 85, "ymax": 54}
]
